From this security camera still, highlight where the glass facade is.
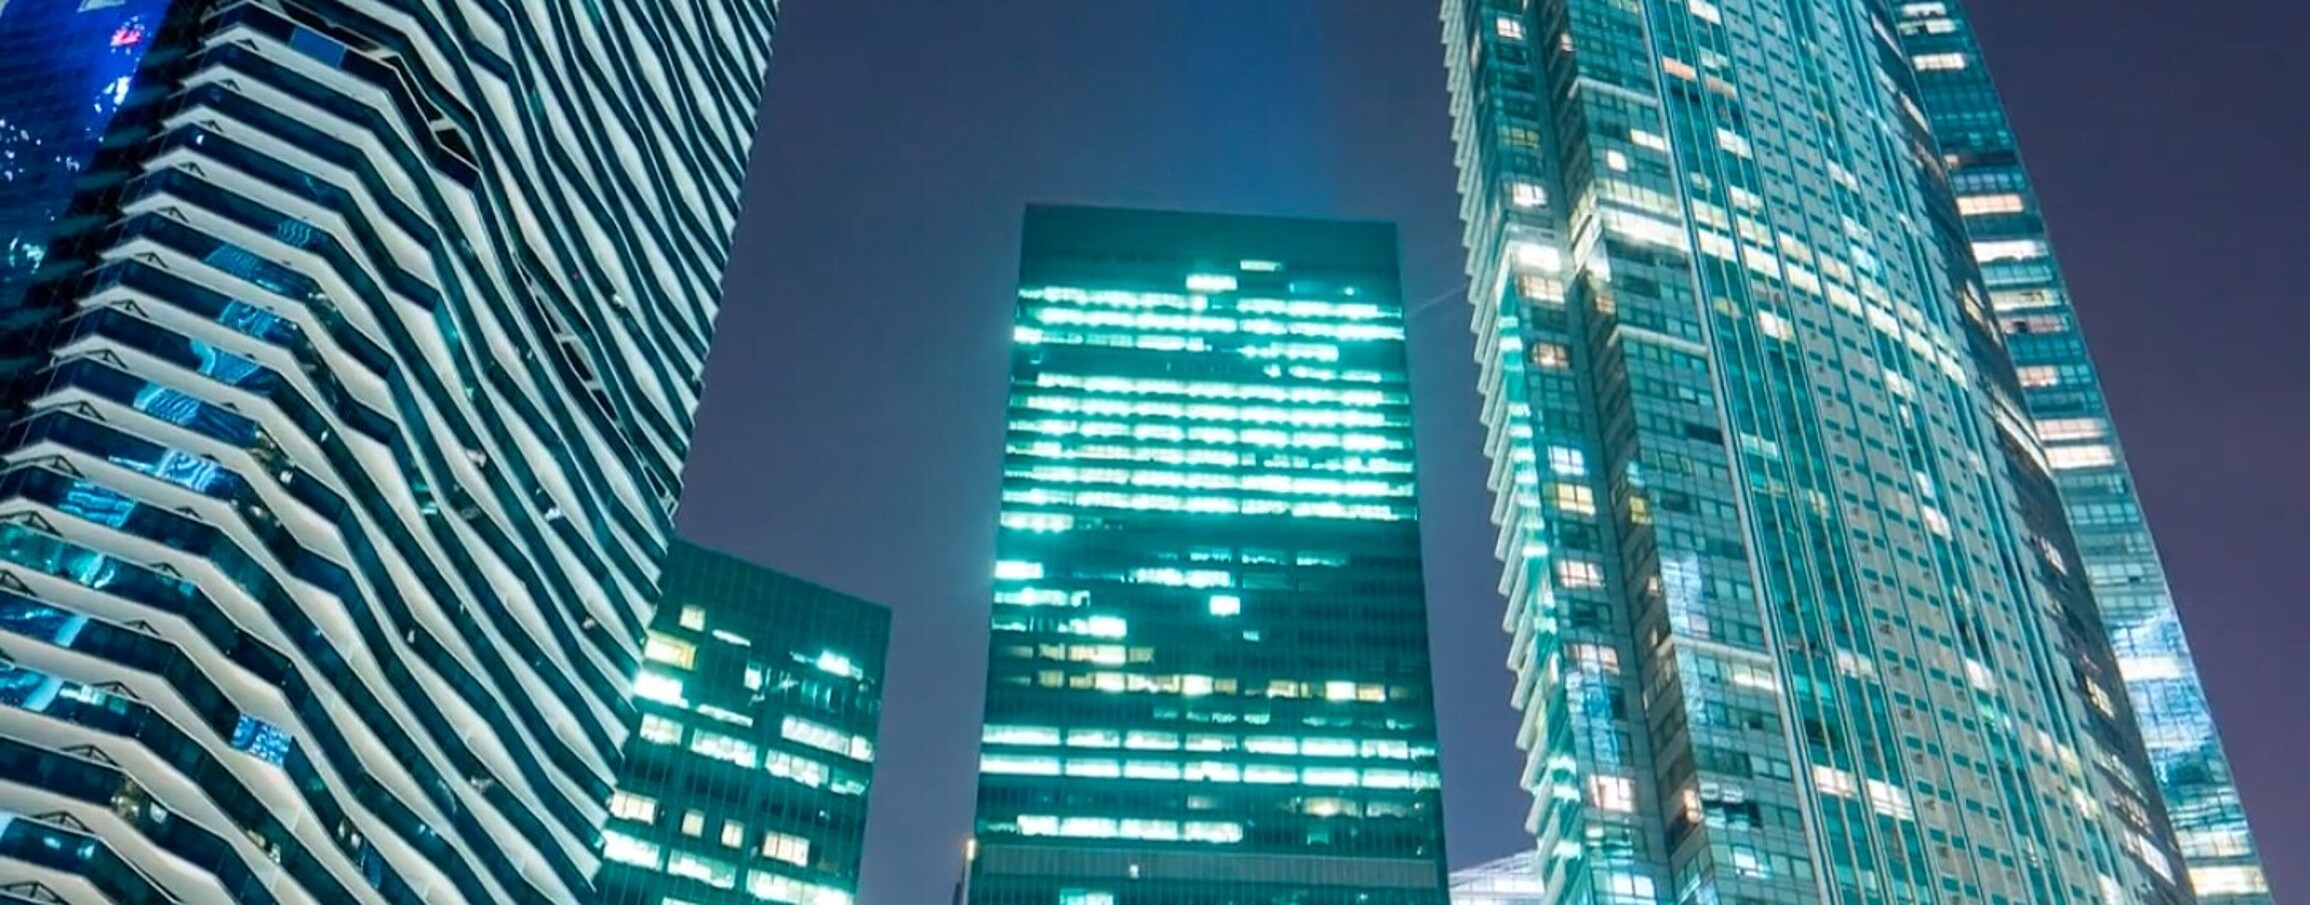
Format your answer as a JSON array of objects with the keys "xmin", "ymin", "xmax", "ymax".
[
  {"xmin": 1893, "ymin": 5, "xmax": 2270, "ymax": 902},
  {"xmin": 0, "ymin": 0, "xmax": 778, "ymax": 902},
  {"xmin": 596, "ymin": 541, "xmax": 888, "ymax": 905},
  {"xmin": 1440, "ymin": 1, "xmax": 2220, "ymax": 903},
  {"xmin": 965, "ymin": 205, "xmax": 1450, "ymax": 904},
  {"xmin": 1452, "ymin": 853, "xmax": 1548, "ymax": 905}
]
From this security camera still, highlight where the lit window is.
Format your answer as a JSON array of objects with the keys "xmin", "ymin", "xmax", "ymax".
[
  {"xmin": 1550, "ymin": 483, "xmax": 1596, "ymax": 516},
  {"xmin": 680, "ymin": 810, "xmax": 706, "ymax": 837},
  {"xmin": 2046, "ymin": 445, "xmax": 2116, "ymax": 470},
  {"xmin": 1510, "ymin": 182, "xmax": 1545, "ymax": 208},
  {"xmin": 1912, "ymin": 52, "xmax": 1968, "ymax": 70},
  {"xmin": 666, "ymin": 849, "xmax": 737, "ymax": 889},
  {"xmin": 643, "ymin": 633, "xmax": 696, "ymax": 669},
  {"xmin": 1956, "ymin": 193, "xmax": 2025, "ymax": 216},
  {"xmin": 633, "ymin": 671, "xmax": 685, "ymax": 705},
  {"xmin": 638, "ymin": 714, "xmax": 684, "ymax": 745},
  {"xmin": 678, "ymin": 606, "xmax": 705, "ymax": 630},
  {"xmin": 602, "ymin": 830, "xmax": 660, "ymax": 868},
  {"xmin": 1494, "ymin": 15, "xmax": 1524, "ymax": 40},
  {"xmin": 761, "ymin": 830, "xmax": 811, "ymax": 867},
  {"xmin": 608, "ymin": 791, "xmax": 656, "ymax": 823},
  {"xmin": 1589, "ymin": 774, "xmax": 1636, "ymax": 812},
  {"xmin": 690, "ymin": 730, "xmax": 759, "ymax": 767},
  {"xmin": 721, "ymin": 820, "xmax": 746, "ymax": 848},
  {"xmin": 1208, "ymin": 594, "xmax": 1241, "ymax": 617},
  {"xmin": 1557, "ymin": 560, "xmax": 1604, "ymax": 589}
]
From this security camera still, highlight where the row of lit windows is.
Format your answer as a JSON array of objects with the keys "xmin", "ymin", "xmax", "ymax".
[
  {"xmin": 1030, "ymin": 373, "xmax": 1405, "ymax": 408},
  {"xmin": 606, "ymin": 791, "xmax": 814, "ymax": 867},
  {"xmin": 982, "ymin": 755, "xmax": 1440, "ymax": 790},
  {"xmin": 1020, "ymin": 285, "xmax": 1389, "ymax": 322},
  {"xmin": 1004, "ymin": 441, "xmax": 1416, "ymax": 476},
  {"xmin": 982, "ymin": 726, "xmax": 1424, "ymax": 759},
  {"xmin": 1006, "ymin": 669, "xmax": 1399, "ymax": 702},
  {"xmin": 1009, "ymin": 418, "xmax": 1406, "ymax": 452},
  {"xmin": 1005, "ymin": 466, "xmax": 1411, "ymax": 499},
  {"xmin": 999, "ymin": 489, "xmax": 1410, "ymax": 521},
  {"xmin": 635, "ymin": 713, "xmax": 870, "ymax": 793},
  {"xmin": 1014, "ymin": 395, "xmax": 1398, "ymax": 429},
  {"xmin": 601, "ymin": 832, "xmax": 851, "ymax": 905},
  {"xmin": 1028, "ymin": 306, "xmax": 1404, "ymax": 342},
  {"xmin": 1014, "ymin": 815, "xmax": 1245, "ymax": 844}
]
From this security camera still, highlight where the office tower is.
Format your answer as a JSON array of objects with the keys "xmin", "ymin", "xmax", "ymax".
[
  {"xmin": 596, "ymin": 541, "xmax": 888, "ymax": 905},
  {"xmin": 1440, "ymin": 1, "xmax": 2230, "ymax": 903},
  {"xmin": 966, "ymin": 205, "xmax": 1449, "ymax": 903},
  {"xmin": 1451, "ymin": 853, "xmax": 1548, "ymax": 905},
  {"xmin": 1894, "ymin": 5, "xmax": 2269, "ymax": 901},
  {"xmin": 0, "ymin": 0, "xmax": 775, "ymax": 902}
]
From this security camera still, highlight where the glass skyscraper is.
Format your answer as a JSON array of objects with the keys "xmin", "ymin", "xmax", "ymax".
[
  {"xmin": 1452, "ymin": 853, "xmax": 1549, "ymax": 905},
  {"xmin": 965, "ymin": 205, "xmax": 1450, "ymax": 903},
  {"xmin": 1893, "ymin": 5, "xmax": 2269, "ymax": 901},
  {"xmin": 1440, "ymin": 0, "xmax": 2256, "ymax": 903},
  {"xmin": 0, "ymin": 1, "xmax": 777, "ymax": 902},
  {"xmin": 597, "ymin": 541, "xmax": 888, "ymax": 905}
]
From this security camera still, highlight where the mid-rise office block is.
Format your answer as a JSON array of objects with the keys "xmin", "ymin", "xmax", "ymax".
[
  {"xmin": 1440, "ymin": 0, "xmax": 2234, "ymax": 902},
  {"xmin": 1894, "ymin": 5, "xmax": 2268, "ymax": 901},
  {"xmin": 597, "ymin": 541, "xmax": 888, "ymax": 905},
  {"xmin": 965, "ymin": 205, "xmax": 1451, "ymax": 903},
  {"xmin": 0, "ymin": 0, "xmax": 777, "ymax": 901}
]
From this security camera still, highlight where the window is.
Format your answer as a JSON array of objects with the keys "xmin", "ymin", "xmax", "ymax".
[
  {"xmin": 1557, "ymin": 560, "xmax": 1604, "ymax": 589},
  {"xmin": 761, "ymin": 830, "xmax": 810, "ymax": 867},
  {"xmin": 691, "ymin": 730, "xmax": 760, "ymax": 767},
  {"xmin": 666, "ymin": 850, "xmax": 737, "ymax": 889},
  {"xmin": 634, "ymin": 671, "xmax": 685, "ymax": 705},
  {"xmin": 1208, "ymin": 594, "xmax": 1241, "ymax": 617},
  {"xmin": 643, "ymin": 632, "xmax": 696, "ymax": 669},
  {"xmin": 721, "ymin": 820, "xmax": 746, "ymax": 848},
  {"xmin": 602, "ymin": 830, "xmax": 661, "ymax": 868},
  {"xmin": 1494, "ymin": 15, "xmax": 1524, "ymax": 40},
  {"xmin": 681, "ymin": 810, "xmax": 705, "ymax": 837},
  {"xmin": 638, "ymin": 714, "xmax": 684, "ymax": 745},
  {"xmin": 678, "ymin": 606, "xmax": 705, "ymax": 630},
  {"xmin": 608, "ymin": 791, "xmax": 657, "ymax": 823}
]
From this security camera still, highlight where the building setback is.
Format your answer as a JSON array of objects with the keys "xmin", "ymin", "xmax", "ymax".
[
  {"xmin": 965, "ymin": 205, "xmax": 1451, "ymax": 904},
  {"xmin": 597, "ymin": 541, "xmax": 888, "ymax": 905},
  {"xmin": 0, "ymin": 0, "xmax": 777, "ymax": 901},
  {"xmin": 1439, "ymin": 0, "xmax": 2242, "ymax": 903}
]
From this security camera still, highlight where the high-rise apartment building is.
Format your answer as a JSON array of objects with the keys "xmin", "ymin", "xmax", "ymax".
[
  {"xmin": 1440, "ymin": 0, "xmax": 2249, "ymax": 903},
  {"xmin": 0, "ymin": 1, "xmax": 776, "ymax": 902},
  {"xmin": 965, "ymin": 205, "xmax": 1449, "ymax": 903},
  {"xmin": 1893, "ymin": 6, "xmax": 2268, "ymax": 901},
  {"xmin": 598, "ymin": 541, "xmax": 888, "ymax": 905}
]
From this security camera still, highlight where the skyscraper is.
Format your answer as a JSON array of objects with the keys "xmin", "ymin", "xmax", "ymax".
[
  {"xmin": 1440, "ymin": 0, "xmax": 2243, "ymax": 903},
  {"xmin": 1893, "ymin": 5, "xmax": 2269, "ymax": 901},
  {"xmin": 966, "ymin": 205, "xmax": 1449, "ymax": 903},
  {"xmin": 598, "ymin": 541, "xmax": 888, "ymax": 905},
  {"xmin": 0, "ymin": 1, "xmax": 776, "ymax": 902}
]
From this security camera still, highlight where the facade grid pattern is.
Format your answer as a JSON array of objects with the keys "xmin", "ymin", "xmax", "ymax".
[
  {"xmin": 0, "ymin": 0, "xmax": 779, "ymax": 902},
  {"xmin": 966, "ymin": 205, "xmax": 1452, "ymax": 905},
  {"xmin": 1439, "ymin": 0, "xmax": 2206, "ymax": 903},
  {"xmin": 596, "ymin": 541, "xmax": 889, "ymax": 905}
]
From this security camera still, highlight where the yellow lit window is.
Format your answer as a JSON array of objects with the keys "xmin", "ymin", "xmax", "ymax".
[{"xmin": 643, "ymin": 632, "xmax": 696, "ymax": 669}]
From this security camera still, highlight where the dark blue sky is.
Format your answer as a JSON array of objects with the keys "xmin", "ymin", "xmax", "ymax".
[{"xmin": 678, "ymin": 2, "xmax": 2310, "ymax": 901}]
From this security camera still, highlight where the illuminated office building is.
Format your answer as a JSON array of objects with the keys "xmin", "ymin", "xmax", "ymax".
[
  {"xmin": 0, "ymin": 0, "xmax": 776, "ymax": 901},
  {"xmin": 1440, "ymin": 0, "xmax": 2240, "ymax": 903},
  {"xmin": 1894, "ymin": 5, "xmax": 2269, "ymax": 901},
  {"xmin": 965, "ymin": 205, "xmax": 1450, "ymax": 903},
  {"xmin": 597, "ymin": 541, "xmax": 887, "ymax": 905}
]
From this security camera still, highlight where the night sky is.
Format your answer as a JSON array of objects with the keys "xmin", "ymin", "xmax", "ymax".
[{"xmin": 675, "ymin": 2, "xmax": 2310, "ymax": 901}]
